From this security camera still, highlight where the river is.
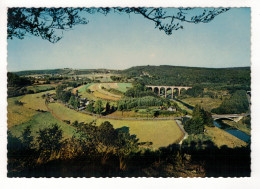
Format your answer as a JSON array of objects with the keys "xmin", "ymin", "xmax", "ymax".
[{"xmin": 173, "ymin": 98, "xmax": 251, "ymax": 143}]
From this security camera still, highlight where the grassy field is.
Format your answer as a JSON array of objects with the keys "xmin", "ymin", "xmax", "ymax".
[
  {"xmin": 9, "ymin": 112, "xmax": 75, "ymax": 139},
  {"xmin": 7, "ymin": 96, "xmax": 37, "ymax": 129},
  {"xmin": 205, "ymin": 126, "xmax": 247, "ymax": 148},
  {"xmin": 26, "ymin": 84, "xmax": 56, "ymax": 93},
  {"xmin": 116, "ymin": 83, "xmax": 132, "ymax": 92},
  {"xmin": 78, "ymin": 83, "xmax": 94, "ymax": 93},
  {"xmin": 20, "ymin": 90, "xmax": 55, "ymax": 111},
  {"xmin": 89, "ymin": 84, "xmax": 121, "ymax": 101},
  {"xmin": 48, "ymin": 102, "xmax": 184, "ymax": 149},
  {"xmin": 77, "ymin": 83, "xmax": 132, "ymax": 102},
  {"xmin": 181, "ymin": 97, "xmax": 222, "ymax": 112}
]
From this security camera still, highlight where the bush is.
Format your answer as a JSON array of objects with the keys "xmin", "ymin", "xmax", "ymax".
[{"xmin": 14, "ymin": 100, "xmax": 24, "ymax": 106}]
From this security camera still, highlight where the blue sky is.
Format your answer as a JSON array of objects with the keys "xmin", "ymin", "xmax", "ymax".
[{"xmin": 7, "ymin": 8, "xmax": 250, "ymax": 71}]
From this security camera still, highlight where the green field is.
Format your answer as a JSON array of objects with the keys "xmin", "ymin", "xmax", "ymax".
[
  {"xmin": 9, "ymin": 112, "xmax": 75, "ymax": 139},
  {"xmin": 47, "ymin": 102, "xmax": 184, "ymax": 149},
  {"xmin": 116, "ymin": 83, "xmax": 132, "ymax": 92},
  {"xmin": 78, "ymin": 83, "xmax": 94, "ymax": 93},
  {"xmin": 26, "ymin": 84, "xmax": 56, "ymax": 93},
  {"xmin": 8, "ymin": 96, "xmax": 37, "ymax": 128},
  {"xmin": 20, "ymin": 90, "xmax": 55, "ymax": 111}
]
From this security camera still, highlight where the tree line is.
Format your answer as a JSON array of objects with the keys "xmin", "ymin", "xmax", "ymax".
[
  {"xmin": 211, "ymin": 90, "xmax": 249, "ymax": 114},
  {"xmin": 8, "ymin": 121, "xmax": 250, "ymax": 177},
  {"xmin": 122, "ymin": 65, "xmax": 250, "ymax": 92}
]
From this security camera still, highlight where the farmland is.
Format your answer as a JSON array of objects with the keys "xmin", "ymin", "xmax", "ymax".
[
  {"xmin": 9, "ymin": 112, "xmax": 75, "ymax": 139},
  {"xmin": 20, "ymin": 90, "xmax": 55, "ymax": 111},
  {"xmin": 47, "ymin": 102, "xmax": 184, "ymax": 149},
  {"xmin": 7, "ymin": 96, "xmax": 37, "ymax": 128},
  {"xmin": 7, "ymin": 66, "xmax": 251, "ymax": 177}
]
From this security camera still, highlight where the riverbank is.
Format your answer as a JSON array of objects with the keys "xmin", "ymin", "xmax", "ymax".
[
  {"xmin": 205, "ymin": 126, "xmax": 247, "ymax": 148},
  {"xmin": 221, "ymin": 119, "xmax": 250, "ymax": 136}
]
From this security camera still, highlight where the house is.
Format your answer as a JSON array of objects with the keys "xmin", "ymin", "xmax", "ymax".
[
  {"xmin": 167, "ymin": 107, "xmax": 176, "ymax": 112},
  {"xmin": 48, "ymin": 97, "xmax": 55, "ymax": 103}
]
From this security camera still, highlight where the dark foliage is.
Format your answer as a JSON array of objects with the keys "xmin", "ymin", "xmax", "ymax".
[
  {"xmin": 118, "ymin": 96, "xmax": 168, "ymax": 111},
  {"xmin": 8, "ymin": 72, "xmax": 31, "ymax": 87},
  {"xmin": 184, "ymin": 105, "xmax": 214, "ymax": 135},
  {"xmin": 7, "ymin": 120, "xmax": 250, "ymax": 177},
  {"xmin": 122, "ymin": 65, "xmax": 250, "ymax": 92},
  {"xmin": 212, "ymin": 90, "xmax": 249, "ymax": 114}
]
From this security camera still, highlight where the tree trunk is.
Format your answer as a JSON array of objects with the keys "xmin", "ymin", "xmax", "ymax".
[{"xmin": 119, "ymin": 156, "xmax": 127, "ymax": 171}]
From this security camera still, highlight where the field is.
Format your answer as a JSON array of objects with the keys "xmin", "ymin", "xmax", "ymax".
[
  {"xmin": 181, "ymin": 97, "xmax": 222, "ymax": 112},
  {"xmin": 77, "ymin": 83, "xmax": 132, "ymax": 102},
  {"xmin": 26, "ymin": 84, "xmax": 56, "ymax": 93},
  {"xmin": 47, "ymin": 102, "xmax": 184, "ymax": 149},
  {"xmin": 9, "ymin": 112, "xmax": 75, "ymax": 139},
  {"xmin": 7, "ymin": 96, "xmax": 37, "ymax": 129},
  {"xmin": 116, "ymin": 83, "xmax": 132, "ymax": 92},
  {"xmin": 205, "ymin": 126, "xmax": 247, "ymax": 148},
  {"xmin": 89, "ymin": 83, "xmax": 121, "ymax": 101},
  {"xmin": 19, "ymin": 90, "xmax": 55, "ymax": 111}
]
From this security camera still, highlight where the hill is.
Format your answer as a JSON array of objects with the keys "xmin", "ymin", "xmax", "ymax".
[{"xmin": 121, "ymin": 65, "xmax": 250, "ymax": 91}]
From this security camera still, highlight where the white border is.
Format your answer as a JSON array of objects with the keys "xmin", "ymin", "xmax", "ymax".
[{"xmin": 1, "ymin": 0, "xmax": 260, "ymax": 189}]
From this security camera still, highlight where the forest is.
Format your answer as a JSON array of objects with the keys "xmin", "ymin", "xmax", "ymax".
[{"xmin": 122, "ymin": 65, "xmax": 250, "ymax": 92}]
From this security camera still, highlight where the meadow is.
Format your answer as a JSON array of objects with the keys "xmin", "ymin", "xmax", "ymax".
[
  {"xmin": 19, "ymin": 90, "xmax": 55, "ymax": 111},
  {"xmin": 26, "ymin": 84, "xmax": 56, "ymax": 93},
  {"xmin": 7, "ymin": 96, "xmax": 37, "ymax": 129},
  {"xmin": 47, "ymin": 102, "xmax": 184, "ymax": 149},
  {"xmin": 9, "ymin": 112, "xmax": 75, "ymax": 139}
]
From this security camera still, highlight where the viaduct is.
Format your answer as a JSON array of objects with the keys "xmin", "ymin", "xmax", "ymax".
[{"xmin": 145, "ymin": 85, "xmax": 192, "ymax": 99}]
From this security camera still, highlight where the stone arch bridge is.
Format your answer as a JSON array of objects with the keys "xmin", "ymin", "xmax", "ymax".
[
  {"xmin": 145, "ymin": 85, "xmax": 192, "ymax": 99},
  {"xmin": 212, "ymin": 113, "xmax": 249, "ymax": 123}
]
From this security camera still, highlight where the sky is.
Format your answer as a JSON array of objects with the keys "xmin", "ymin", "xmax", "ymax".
[{"xmin": 7, "ymin": 8, "xmax": 251, "ymax": 72}]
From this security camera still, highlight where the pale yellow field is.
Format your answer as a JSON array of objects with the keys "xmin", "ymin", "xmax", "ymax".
[
  {"xmin": 89, "ymin": 84, "xmax": 121, "ymax": 101},
  {"xmin": 20, "ymin": 90, "xmax": 55, "ymax": 111},
  {"xmin": 205, "ymin": 126, "xmax": 247, "ymax": 148},
  {"xmin": 47, "ymin": 102, "xmax": 184, "ymax": 149},
  {"xmin": 7, "ymin": 96, "xmax": 37, "ymax": 128}
]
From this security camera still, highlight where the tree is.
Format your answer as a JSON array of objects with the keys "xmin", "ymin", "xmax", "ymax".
[
  {"xmin": 86, "ymin": 102, "xmax": 94, "ymax": 113},
  {"xmin": 184, "ymin": 105, "xmax": 213, "ymax": 134},
  {"xmin": 21, "ymin": 126, "xmax": 34, "ymax": 150},
  {"xmin": 94, "ymin": 100, "xmax": 103, "ymax": 114},
  {"xmin": 37, "ymin": 124, "xmax": 63, "ymax": 161},
  {"xmin": 105, "ymin": 102, "xmax": 110, "ymax": 114},
  {"xmin": 115, "ymin": 127, "xmax": 139, "ymax": 170},
  {"xmin": 97, "ymin": 121, "xmax": 118, "ymax": 164},
  {"xmin": 8, "ymin": 8, "xmax": 229, "ymax": 43}
]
